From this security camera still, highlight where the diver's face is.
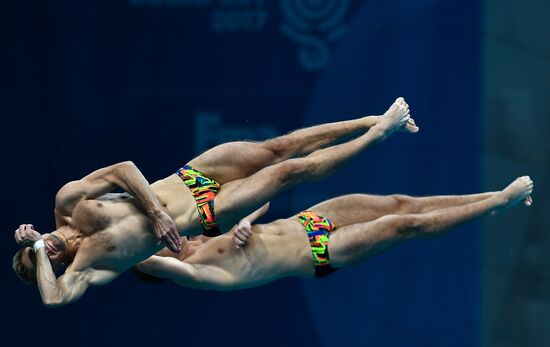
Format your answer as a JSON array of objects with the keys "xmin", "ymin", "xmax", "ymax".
[
  {"xmin": 20, "ymin": 233, "xmax": 68, "ymax": 276},
  {"xmin": 41, "ymin": 232, "xmax": 67, "ymax": 263}
]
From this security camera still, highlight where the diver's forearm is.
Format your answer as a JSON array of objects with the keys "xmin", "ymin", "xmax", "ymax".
[
  {"xmin": 112, "ymin": 162, "xmax": 181, "ymax": 251},
  {"xmin": 111, "ymin": 162, "xmax": 163, "ymax": 217},
  {"xmin": 35, "ymin": 247, "xmax": 63, "ymax": 306}
]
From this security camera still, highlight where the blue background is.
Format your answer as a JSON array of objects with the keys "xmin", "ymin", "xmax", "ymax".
[{"xmin": 2, "ymin": 1, "xmax": 487, "ymax": 346}]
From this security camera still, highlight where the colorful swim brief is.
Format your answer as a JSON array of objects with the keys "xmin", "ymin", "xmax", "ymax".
[
  {"xmin": 176, "ymin": 165, "xmax": 221, "ymax": 237},
  {"xmin": 297, "ymin": 210, "xmax": 337, "ymax": 278}
]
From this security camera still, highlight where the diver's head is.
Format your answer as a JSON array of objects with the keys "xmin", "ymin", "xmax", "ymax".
[{"xmin": 12, "ymin": 231, "xmax": 70, "ymax": 285}]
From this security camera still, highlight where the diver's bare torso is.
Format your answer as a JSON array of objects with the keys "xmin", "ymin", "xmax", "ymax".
[
  {"xmin": 157, "ymin": 218, "xmax": 316, "ymax": 290},
  {"xmin": 65, "ymin": 175, "xmax": 201, "ymax": 274},
  {"xmin": 149, "ymin": 174, "xmax": 201, "ymax": 233},
  {"xmin": 63, "ymin": 175, "xmax": 315, "ymax": 286}
]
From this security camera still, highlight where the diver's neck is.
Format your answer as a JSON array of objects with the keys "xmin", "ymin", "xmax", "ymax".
[{"xmin": 54, "ymin": 227, "xmax": 83, "ymax": 259}]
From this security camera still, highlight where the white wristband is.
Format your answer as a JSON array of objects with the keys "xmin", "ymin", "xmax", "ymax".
[{"xmin": 33, "ymin": 239, "xmax": 46, "ymax": 252}]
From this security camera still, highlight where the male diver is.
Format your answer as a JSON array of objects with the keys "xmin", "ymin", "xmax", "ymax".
[
  {"xmin": 135, "ymin": 177, "xmax": 533, "ymax": 289},
  {"xmin": 13, "ymin": 98, "xmax": 417, "ymax": 307}
]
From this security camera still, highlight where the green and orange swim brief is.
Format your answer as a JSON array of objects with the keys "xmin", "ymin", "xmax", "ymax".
[
  {"xmin": 176, "ymin": 165, "xmax": 222, "ymax": 237},
  {"xmin": 297, "ymin": 210, "xmax": 337, "ymax": 278}
]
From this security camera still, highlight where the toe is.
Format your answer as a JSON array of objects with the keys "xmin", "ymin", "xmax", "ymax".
[{"xmin": 407, "ymin": 125, "xmax": 419, "ymax": 133}]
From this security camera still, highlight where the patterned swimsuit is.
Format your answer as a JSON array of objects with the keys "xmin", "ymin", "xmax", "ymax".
[
  {"xmin": 297, "ymin": 210, "xmax": 337, "ymax": 278},
  {"xmin": 176, "ymin": 165, "xmax": 221, "ymax": 237}
]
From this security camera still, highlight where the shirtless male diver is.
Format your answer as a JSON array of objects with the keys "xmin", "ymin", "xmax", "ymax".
[
  {"xmin": 12, "ymin": 98, "xmax": 418, "ymax": 307},
  {"xmin": 134, "ymin": 177, "xmax": 534, "ymax": 289}
]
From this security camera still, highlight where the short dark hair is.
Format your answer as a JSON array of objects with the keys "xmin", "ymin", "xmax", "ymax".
[{"xmin": 12, "ymin": 248, "xmax": 37, "ymax": 286}]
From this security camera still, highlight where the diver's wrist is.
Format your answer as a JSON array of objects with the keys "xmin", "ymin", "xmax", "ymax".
[{"xmin": 33, "ymin": 239, "xmax": 45, "ymax": 252}]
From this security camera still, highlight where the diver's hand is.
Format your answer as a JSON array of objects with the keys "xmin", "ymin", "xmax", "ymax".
[
  {"xmin": 233, "ymin": 220, "xmax": 252, "ymax": 248},
  {"xmin": 14, "ymin": 224, "xmax": 42, "ymax": 248},
  {"xmin": 149, "ymin": 210, "xmax": 181, "ymax": 253}
]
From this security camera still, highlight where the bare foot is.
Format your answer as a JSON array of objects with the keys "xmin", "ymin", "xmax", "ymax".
[
  {"xmin": 498, "ymin": 176, "xmax": 534, "ymax": 210},
  {"xmin": 378, "ymin": 97, "xmax": 418, "ymax": 134},
  {"xmin": 395, "ymin": 97, "xmax": 419, "ymax": 133},
  {"xmin": 400, "ymin": 116, "xmax": 419, "ymax": 133}
]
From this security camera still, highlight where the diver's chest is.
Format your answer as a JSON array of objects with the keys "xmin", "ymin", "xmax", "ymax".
[
  {"xmin": 71, "ymin": 199, "xmax": 138, "ymax": 235},
  {"xmin": 188, "ymin": 236, "xmax": 240, "ymax": 264},
  {"xmin": 75, "ymin": 230, "xmax": 140, "ymax": 270},
  {"xmin": 70, "ymin": 231, "xmax": 119, "ymax": 270}
]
